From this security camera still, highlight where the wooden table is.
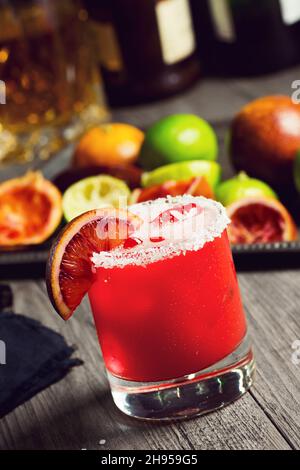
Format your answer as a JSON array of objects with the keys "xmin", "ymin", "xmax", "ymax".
[{"xmin": 1, "ymin": 68, "xmax": 300, "ymax": 450}]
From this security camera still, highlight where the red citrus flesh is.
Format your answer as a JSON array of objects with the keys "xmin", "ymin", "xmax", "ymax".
[
  {"xmin": 46, "ymin": 208, "xmax": 141, "ymax": 320},
  {"xmin": 226, "ymin": 197, "xmax": 297, "ymax": 244},
  {"xmin": 0, "ymin": 172, "xmax": 62, "ymax": 247},
  {"xmin": 133, "ymin": 176, "xmax": 214, "ymax": 203}
]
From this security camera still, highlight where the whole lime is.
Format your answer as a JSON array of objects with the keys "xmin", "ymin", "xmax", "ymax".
[
  {"xmin": 139, "ymin": 114, "xmax": 218, "ymax": 170},
  {"xmin": 216, "ymin": 172, "xmax": 277, "ymax": 206}
]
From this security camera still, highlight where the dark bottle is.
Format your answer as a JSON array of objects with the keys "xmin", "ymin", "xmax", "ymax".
[
  {"xmin": 84, "ymin": 0, "xmax": 201, "ymax": 106},
  {"xmin": 190, "ymin": 0, "xmax": 300, "ymax": 76}
]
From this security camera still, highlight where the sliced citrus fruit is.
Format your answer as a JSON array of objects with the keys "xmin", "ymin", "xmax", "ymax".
[
  {"xmin": 0, "ymin": 172, "xmax": 62, "ymax": 247},
  {"xmin": 216, "ymin": 172, "xmax": 277, "ymax": 206},
  {"xmin": 132, "ymin": 180, "xmax": 190, "ymax": 204},
  {"xmin": 187, "ymin": 176, "xmax": 215, "ymax": 199},
  {"xmin": 46, "ymin": 208, "xmax": 141, "ymax": 320},
  {"xmin": 142, "ymin": 160, "xmax": 221, "ymax": 189},
  {"xmin": 62, "ymin": 175, "xmax": 131, "ymax": 222},
  {"xmin": 226, "ymin": 197, "xmax": 297, "ymax": 245},
  {"xmin": 132, "ymin": 176, "xmax": 214, "ymax": 203}
]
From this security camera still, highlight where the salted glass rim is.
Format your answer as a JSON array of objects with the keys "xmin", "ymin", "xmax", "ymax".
[{"xmin": 91, "ymin": 195, "xmax": 230, "ymax": 269}]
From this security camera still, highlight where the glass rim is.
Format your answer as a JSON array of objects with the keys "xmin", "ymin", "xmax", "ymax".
[{"xmin": 92, "ymin": 195, "xmax": 230, "ymax": 269}]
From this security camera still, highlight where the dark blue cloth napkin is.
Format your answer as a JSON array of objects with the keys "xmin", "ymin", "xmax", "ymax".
[{"xmin": 0, "ymin": 310, "xmax": 83, "ymax": 418}]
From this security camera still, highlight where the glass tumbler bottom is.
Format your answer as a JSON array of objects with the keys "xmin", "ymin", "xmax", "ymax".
[{"xmin": 107, "ymin": 334, "xmax": 255, "ymax": 421}]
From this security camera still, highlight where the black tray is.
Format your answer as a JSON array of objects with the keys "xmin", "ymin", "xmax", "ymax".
[{"xmin": 1, "ymin": 238, "xmax": 300, "ymax": 279}]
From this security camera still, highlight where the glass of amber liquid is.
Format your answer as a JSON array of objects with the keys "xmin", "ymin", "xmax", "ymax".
[{"xmin": 0, "ymin": 0, "xmax": 108, "ymax": 164}]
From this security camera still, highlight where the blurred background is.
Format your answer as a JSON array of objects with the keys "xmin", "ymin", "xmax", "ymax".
[
  {"xmin": 2, "ymin": 0, "xmax": 300, "ymax": 263},
  {"xmin": 2, "ymin": 0, "xmax": 300, "ymax": 165}
]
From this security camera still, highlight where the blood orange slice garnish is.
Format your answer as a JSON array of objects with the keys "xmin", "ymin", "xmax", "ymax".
[
  {"xmin": 46, "ymin": 208, "xmax": 141, "ymax": 320},
  {"xmin": 226, "ymin": 197, "xmax": 297, "ymax": 244}
]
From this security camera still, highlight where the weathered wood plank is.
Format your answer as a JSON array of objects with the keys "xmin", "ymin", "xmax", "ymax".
[
  {"xmin": 239, "ymin": 271, "xmax": 300, "ymax": 449},
  {"xmin": 229, "ymin": 65, "xmax": 300, "ymax": 101},
  {"xmin": 0, "ymin": 280, "xmax": 291, "ymax": 450}
]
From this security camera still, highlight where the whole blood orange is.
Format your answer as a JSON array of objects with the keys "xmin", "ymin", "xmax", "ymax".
[
  {"xmin": 0, "ymin": 172, "xmax": 62, "ymax": 247},
  {"xmin": 229, "ymin": 95, "xmax": 300, "ymax": 186},
  {"xmin": 226, "ymin": 196, "xmax": 297, "ymax": 245}
]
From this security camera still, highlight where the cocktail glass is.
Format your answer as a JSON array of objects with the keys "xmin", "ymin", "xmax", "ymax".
[{"xmin": 88, "ymin": 196, "xmax": 255, "ymax": 420}]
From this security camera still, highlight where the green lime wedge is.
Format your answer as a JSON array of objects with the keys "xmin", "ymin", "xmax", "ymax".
[
  {"xmin": 215, "ymin": 172, "xmax": 277, "ymax": 207},
  {"xmin": 62, "ymin": 175, "xmax": 131, "ymax": 221},
  {"xmin": 142, "ymin": 160, "xmax": 221, "ymax": 189}
]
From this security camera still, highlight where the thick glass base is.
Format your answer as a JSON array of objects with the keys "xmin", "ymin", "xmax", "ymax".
[{"xmin": 108, "ymin": 334, "xmax": 255, "ymax": 421}]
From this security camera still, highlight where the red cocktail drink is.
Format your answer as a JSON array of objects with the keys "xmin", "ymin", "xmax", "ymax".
[
  {"xmin": 90, "ymin": 231, "xmax": 246, "ymax": 382},
  {"xmin": 88, "ymin": 196, "xmax": 254, "ymax": 419}
]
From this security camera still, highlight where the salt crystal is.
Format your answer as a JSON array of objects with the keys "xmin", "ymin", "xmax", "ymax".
[{"xmin": 92, "ymin": 195, "xmax": 230, "ymax": 269}]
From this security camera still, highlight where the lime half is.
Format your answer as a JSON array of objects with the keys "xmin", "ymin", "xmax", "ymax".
[
  {"xmin": 62, "ymin": 175, "xmax": 131, "ymax": 221},
  {"xmin": 142, "ymin": 160, "xmax": 221, "ymax": 189}
]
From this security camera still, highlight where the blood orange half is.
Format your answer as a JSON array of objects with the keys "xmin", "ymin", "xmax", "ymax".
[
  {"xmin": 226, "ymin": 197, "xmax": 297, "ymax": 245},
  {"xmin": 131, "ymin": 176, "xmax": 214, "ymax": 203},
  {"xmin": 0, "ymin": 172, "xmax": 62, "ymax": 247},
  {"xmin": 46, "ymin": 208, "xmax": 141, "ymax": 320}
]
